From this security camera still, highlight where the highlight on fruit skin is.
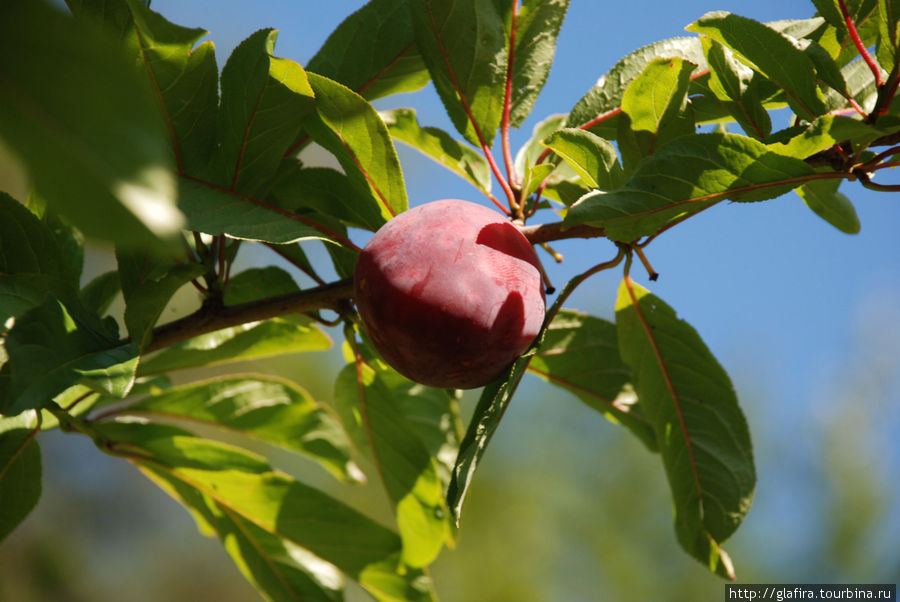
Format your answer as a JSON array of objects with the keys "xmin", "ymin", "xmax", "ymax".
[{"xmin": 353, "ymin": 199, "xmax": 546, "ymax": 389}]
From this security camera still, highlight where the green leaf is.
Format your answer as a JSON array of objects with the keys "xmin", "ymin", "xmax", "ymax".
[
  {"xmin": 566, "ymin": 37, "xmax": 705, "ymax": 138},
  {"xmin": 118, "ymin": 0, "xmax": 219, "ymax": 178},
  {"xmin": 304, "ymin": 73, "xmax": 408, "ymax": 221},
  {"xmin": 877, "ymin": 0, "xmax": 900, "ymax": 67},
  {"xmin": 97, "ymin": 421, "xmax": 434, "ymax": 601},
  {"xmin": 0, "ymin": 296, "xmax": 139, "ymax": 415},
  {"xmin": 80, "ymin": 271, "xmax": 123, "ymax": 318},
  {"xmin": 137, "ymin": 317, "xmax": 330, "ymax": 375},
  {"xmin": 565, "ymin": 133, "xmax": 816, "ymax": 242},
  {"xmin": 139, "ymin": 466, "xmax": 345, "ymax": 601},
  {"xmin": 770, "ymin": 114, "xmax": 885, "ymax": 159},
  {"xmin": 617, "ymin": 57, "xmax": 695, "ymax": 173},
  {"xmin": 527, "ymin": 310, "xmax": 656, "ymax": 451},
  {"xmin": 615, "ymin": 277, "xmax": 755, "ymax": 579},
  {"xmin": 272, "ymin": 168, "xmax": 388, "ymax": 232},
  {"xmin": 410, "ymin": 0, "xmax": 507, "ymax": 147},
  {"xmin": 116, "ymin": 248, "xmax": 205, "ymax": 351},
  {"xmin": 541, "ymin": 128, "xmax": 623, "ymax": 190},
  {"xmin": 334, "ymin": 352, "xmax": 452, "ymax": 568},
  {"xmin": 514, "ymin": 113, "xmax": 566, "ymax": 175},
  {"xmin": 218, "ymin": 29, "xmax": 317, "ymax": 197},
  {"xmin": 0, "ymin": 0, "xmax": 183, "ymax": 247},
  {"xmin": 306, "ymin": 0, "xmax": 429, "ymax": 101},
  {"xmin": 0, "ymin": 428, "xmax": 41, "ymax": 543},
  {"xmin": 0, "ymin": 193, "xmax": 81, "ymax": 320},
  {"xmin": 222, "ymin": 266, "xmax": 299, "ymax": 305},
  {"xmin": 120, "ymin": 375, "xmax": 359, "ymax": 484},
  {"xmin": 687, "ymin": 12, "xmax": 828, "ymax": 120},
  {"xmin": 178, "ymin": 176, "xmax": 346, "ymax": 245},
  {"xmin": 505, "ymin": 0, "xmax": 570, "ymax": 128},
  {"xmin": 380, "ymin": 108, "xmax": 493, "ymax": 197},
  {"xmin": 446, "ymin": 341, "xmax": 533, "ymax": 524},
  {"xmin": 701, "ymin": 38, "xmax": 773, "ymax": 139},
  {"xmin": 797, "ymin": 178, "xmax": 861, "ymax": 233}
]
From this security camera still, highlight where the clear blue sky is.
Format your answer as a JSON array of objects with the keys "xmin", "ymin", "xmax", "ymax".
[{"xmin": 152, "ymin": 0, "xmax": 900, "ymax": 572}]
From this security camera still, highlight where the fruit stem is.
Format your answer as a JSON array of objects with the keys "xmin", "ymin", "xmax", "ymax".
[{"xmin": 501, "ymin": 0, "xmax": 520, "ymax": 195}]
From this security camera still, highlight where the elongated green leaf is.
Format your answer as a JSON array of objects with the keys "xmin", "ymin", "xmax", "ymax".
[
  {"xmin": 272, "ymin": 168, "xmax": 387, "ymax": 232},
  {"xmin": 877, "ymin": 0, "xmax": 900, "ymax": 67},
  {"xmin": 334, "ymin": 352, "xmax": 452, "ymax": 568},
  {"xmin": 0, "ymin": 296, "xmax": 139, "ymax": 415},
  {"xmin": 687, "ymin": 12, "xmax": 828, "ymax": 119},
  {"xmin": 0, "ymin": 0, "xmax": 183, "ymax": 247},
  {"xmin": 615, "ymin": 277, "xmax": 755, "ymax": 579},
  {"xmin": 121, "ymin": 375, "xmax": 359, "ymax": 483},
  {"xmin": 179, "ymin": 176, "xmax": 345, "ymax": 245},
  {"xmin": 770, "ymin": 114, "xmax": 885, "ymax": 159},
  {"xmin": 565, "ymin": 133, "xmax": 816, "ymax": 242},
  {"xmin": 304, "ymin": 73, "xmax": 408, "ymax": 220},
  {"xmin": 702, "ymin": 38, "xmax": 772, "ymax": 139},
  {"xmin": 217, "ymin": 28, "xmax": 316, "ymax": 197},
  {"xmin": 541, "ymin": 129, "xmax": 624, "ymax": 190},
  {"xmin": 617, "ymin": 57, "xmax": 695, "ymax": 173},
  {"xmin": 514, "ymin": 113, "xmax": 566, "ymax": 175},
  {"xmin": 410, "ymin": 0, "xmax": 507, "ymax": 147},
  {"xmin": 527, "ymin": 310, "xmax": 655, "ymax": 450},
  {"xmin": 80, "ymin": 271, "xmax": 122, "ymax": 318},
  {"xmin": 116, "ymin": 248, "xmax": 204, "ymax": 351},
  {"xmin": 307, "ymin": 0, "xmax": 429, "ymax": 101},
  {"xmin": 0, "ymin": 428, "xmax": 41, "ymax": 543},
  {"xmin": 566, "ymin": 38, "xmax": 705, "ymax": 139},
  {"xmin": 97, "ymin": 421, "xmax": 433, "ymax": 601},
  {"xmin": 140, "ymin": 466, "xmax": 345, "ymax": 601},
  {"xmin": 505, "ymin": 0, "xmax": 570, "ymax": 127},
  {"xmin": 797, "ymin": 178, "xmax": 861, "ymax": 233},
  {"xmin": 380, "ymin": 108, "xmax": 492, "ymax": 196}
]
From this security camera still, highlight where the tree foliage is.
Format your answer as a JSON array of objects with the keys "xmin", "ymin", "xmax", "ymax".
[{"xmin": 1, "ymin": 0, "xmax": 898, "ymax": 599}]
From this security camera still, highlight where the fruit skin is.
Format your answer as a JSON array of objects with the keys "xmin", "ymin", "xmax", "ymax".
[{"xmin": 353, "ymin": 199, "xmax": 546, "ymax": 389}]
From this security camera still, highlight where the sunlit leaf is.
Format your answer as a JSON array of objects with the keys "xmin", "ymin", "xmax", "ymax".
[
  {"xmin": 304, "ymin": 73, "xmax": 408, "ymax": 221},
  {"xmin": 272, "ymin": 168, "xmax": 387, "ymax": 232},
  {"xmin": 410, "ymin": 0, "xmax": 507, "ymax": 147},
  {"xmin": 701, "ymin": 38, "xmax": 773, "ymax": 139},
  {"xmin": 687, "ymin": 12, "xmax": 828, "ymax": 119},
  {"xmin": 380, "ymin": 108, "xmax": 493, "ymax": 197},
  {"xmin": 541, "ymin": 129, "xmax": 624, "ymax": 190},
  {"xmin": 307, "ymin": 0, "xmax": 429, "ymax": 101},
  {"xmin": 565, "ymin": 133, "xmax": 816, "ymax": 242},
  {"xmin": 797, "ymin": 178, "xmax": 861, "ymax": 234},
  {"xmin": 96, "ymin": 421, "xmax": 434, "ymax": 601}
]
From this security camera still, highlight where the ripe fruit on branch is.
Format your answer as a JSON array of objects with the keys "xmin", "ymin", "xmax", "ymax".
[{"xmin": 353, "ymin": 199, "xmax": 546, "ymax": 389}]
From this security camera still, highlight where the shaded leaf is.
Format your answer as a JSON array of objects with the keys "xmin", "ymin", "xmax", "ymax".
[
  {"xmin": 179, "ymin": 176, "xmax": 345, "ymax": 245},
  {"xmin": 0, "ymin": 428, "xmax": 41, "ymax": 543},
  {"xmin": 218, "ymin": 29, "xmax": 317, "ymax": 197},
  {"xmin": 380, "ymin": 108, "xmax": 493, "ymax": 196},
  {"xmin": 0, "ymin": 296, "xmax": 139, "ymax": 415},
  {"xmin": 116, "ymin": 248, "xmax": 204, "ymax": 351},
  {"xmin": 615, "ymin": 277, "xmax": 755, "ymax": 578},
  {"xmin": 527, "ymin": 309, "xmax": 656, "ymax": 451},
  {"xmin": 307, "ymin": 0, "xmax": 429, "ymax": 101},
  {"xmin": 687, "ymin": 12, "xmax": 828, "ymax": 119},
  {"xmin": 0, "ymin": 0, "xmax": 183, "ymax": 247},
  {"xmin": 80, "ymin": 271, "xmax": 122, "ymax": 318},
  {"xmin": 304, "ymin": 73, "xmax": 408, "ymax": 221},
  {"xmin": 410, "ymin": 0, "xmax": 507, "ymax": 147},
  {"xmin": 121, "ymin": 375, "xmax": 359, "ymax": 483},
  {"xmin": 565, "ymin": 133, "xmax": 816, "ymax": 242},
  {"xmin": 97, "ymin": 420, "xmax": 434, "ymax": 601},
  {"xmin": 272, "ymin": 168, "xmax": 387, "ymax": 232},
  {"xmin": 797, "ymin": 178, "xmax": 861, "ymax": 233}
]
